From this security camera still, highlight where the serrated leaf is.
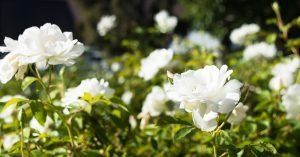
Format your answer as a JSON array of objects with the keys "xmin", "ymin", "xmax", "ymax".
[
  {"xmin": 30, "ymin": 101, "xmax": 47, "ymax": 126},
  {"xmin": 173, "ymin": 126, "xmax": 195, "ymax": 141},
  {"xmin": 21, "ymin": 77, "xmax": 38, "ymax": 91}
]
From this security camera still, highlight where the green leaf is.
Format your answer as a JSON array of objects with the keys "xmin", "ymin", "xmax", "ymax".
[
  {"xmin": 30, "ymin": 101, "xmax": 47, "ymax": 126},
  {"xmin": 173, "ymin": 126, "xmax": 196, "ymax": 141},
  {"xmin": 111, "ymin": 97, "xmax": 129, "ymax": 112},
  {"xmin": 18, "ymin": 109, "xmax": 27, "ymax": 127},
  {"xmin": 1, "ymin": 98, "xmax": 28, "ymax": 112},
  {"xmin": 59, "ymin": 66, "xmax": 66, "ymax": 78},
  {"xmin": 261, "ymin": 142, "xmax": 277, "ymax": 154},
  {"xmin": 21, "ymin": 77, "xmax": 38, "ymax": 91},
  {"xmin": 157, "ymin": 115, "xmax": 192, "ymax": 126},
  {"xmin": 82, "ymin": 92, "xmax": 93, "ymax": 102},
  {"xmin": 266, "ymin": 33, "xmax": 277, "ymax": 43},
  {"xmin": 23, "ymin": 127, "xmax": 31, "ymax": 139}
]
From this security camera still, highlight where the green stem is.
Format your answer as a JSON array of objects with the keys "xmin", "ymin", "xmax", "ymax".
[
  {"xmin": 43, "ymin": 102, "xmax": 75, "ymax": 148},
  {"xmin": 48, "ymin": 66, "xmax": 53, "ymax": 92},
  {"xmin": 273, "ymin": 2, "xmax": 298, "ymax": 55},
  {"xmin": 33, "ymin": 65, "xmax": 76, "ymax": 150},
  {"xmin": 20, "ymin": 122, "xmax": 25, "ymax": 157},
  {"xmin": 213, "ymin": 144, "xmax": 217, "ymax": 157}
]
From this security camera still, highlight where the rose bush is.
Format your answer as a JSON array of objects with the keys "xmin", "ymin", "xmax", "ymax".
[{"xmin": 0, "ymin": 2, "xmax": 300, "ymax": 157}]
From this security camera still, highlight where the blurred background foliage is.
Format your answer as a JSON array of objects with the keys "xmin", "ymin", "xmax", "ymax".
[{"xmin": 2, "ymin": 0, "xmax": 300, "ymax": 56}]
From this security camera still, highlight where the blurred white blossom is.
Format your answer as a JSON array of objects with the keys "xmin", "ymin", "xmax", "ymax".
[
  {"xmin": 243, "ymin": 42, "xmax": 276, "ymax": 60},
  {"xmin": 111, "ymin": 62, "xmax": 121, "ymax": 72},
  {"xmin": 0, "ymin": 23, "xmax": 84, "ymax": 83},
  {"xmin": 141, "ymin": 86, "xmax": 169, "ymax": 117},
  {"xmin": 230, "ymin": 23, "xmax": 260, "ymax": 45},
  {"xmin": 30, "ymin": 116, "xmax": 54, "ymax": 134},
  {"xmin": 2, "ymin": 134, "xmax": 20, "ymax": 150},
  {"xmin": 97, "ymin": 15, "xmax": 116, "ymax": 36},
  {"xmin": 154, "ymin": 10, "xmax": 177, "ymax": 33},
  {"xmin": 121, "ymin": 91, "xmax": 133, "ymax": 104},
  {"xmin": 169, "ymin": 37, "xmax": 188, "ymax": 54},
  {"xmin": 61, "ymin": 78, "xmax": 115, "ymax": 113},
  {"xmin": 187, "ymin": 31, "xmax": 221, "ymax": 51},
  {"xmin": 129, "ymin": 115, "xmax": 137, "ymax": 129},
  {"xmin": 139, "ymin": 49, "xmax": 173, "ymax": 80},
  {"xmin": 269, "ymin": 58, "xmax": 300, "ymax": 90},
  {"xmin": 228, "ymin": 103, "xmax": 248, "ymax": 125},
  {"xmin": 282, "ymin": 84, "xmax": 300, "ymax": 119},
  {"xmin": 0, "ymin": 95, "xmax": 28, "ymax": 123},
  {"xmin": 167, "ymin": 65, "xmax": 242, "ymax": 131}
]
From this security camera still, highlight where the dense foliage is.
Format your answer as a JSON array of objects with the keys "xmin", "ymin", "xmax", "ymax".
[{"xmin": 1, "ymin": 1, "xmax": 300, "ymax": 157}]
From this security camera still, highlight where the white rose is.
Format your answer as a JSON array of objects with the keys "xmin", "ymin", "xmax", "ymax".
[
  {"xmin": 187, "ymin": 31, "xmax": 221, "ymax": 51},
  {"xmin": 139, "ymin": 49, "xmax": 173, "ymax": 80},
  {"xmin": 282, "ymin": 84, "xmax": 300, "ymax": 119},
  {"xmin": 154, "ymin": 10, "xmax": 177, "ymax": 33},
  {"xmin": 97, "ymin": 15, "xmax": 116, "ymax": 36},
  {"xmin": 0, "ymin": 23, "xmax": 84, "ymax": 83},
  {"xmin": 61, "ymin": 78, "xmax": 115, "ymax": 113},
  {"xmin": 230, "ymin": 23, "xmax": 260, "ymax": 45},
  {"xmin": 167, "ymin": 65, "xmax": 242, "ymax": 131},
  {"xmin": 243, "ymin": 42, "xmax": 276, "ymax": 60},
  {"xmin": 269, "ymin": 58, "xmax": 300, "ymax": 90}
]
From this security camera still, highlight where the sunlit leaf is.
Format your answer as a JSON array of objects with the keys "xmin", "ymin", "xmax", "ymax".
[{"xmin": 21, "ymin": 77, "xmax": 38, "ymax": 91}]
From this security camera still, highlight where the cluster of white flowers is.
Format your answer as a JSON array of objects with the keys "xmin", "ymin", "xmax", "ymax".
[
  {"xmin": 0, "ymin": 95, "xmax": 28, "ymax": 123},
  {"xmin": 167, "ymin": 65, "xmax": 242, "ymax": 131},
  {"xmin": 0, "ymin": 23, "xmax": 85, "ymax": 84},
  {"xmin": 97, "ymin": 15, "xmax": 116, "ymax": 36},
  {"xmin": 154, "ymin": 10, "xmax": 178, "ymax": 33},
  {"xmin": 269, "ymin": 58, "xmax": 300, "ymax": 90},
  {"xmin": 230, "ymin": 23, "xmax": 260, "ymax": 45},
  {"xmin": 282, "ymin": 84, "xmax": 300, "ymax": 119},
  {"xmin": 187, "ymin": 31, "xmax": 221, "ymax": 51},
  {"xmin": 227, "ymin": 103, "xmax": 248, "ymax": 125},
  {"xmin": 61, "ymin": 78, "xmax": 115, "ymax": 113},
  {"xmin": 139, "ymin": 49, "xmax": 173, "ymax": 80},
  {"xmin": 243, "ymin": 42, "xmax": 276, "ymax": 60}
]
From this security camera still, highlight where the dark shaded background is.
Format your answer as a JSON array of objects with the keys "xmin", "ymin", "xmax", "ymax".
[{"xmin": 1, "ymin": 0, "xmax": 300, "ymax": 56}]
